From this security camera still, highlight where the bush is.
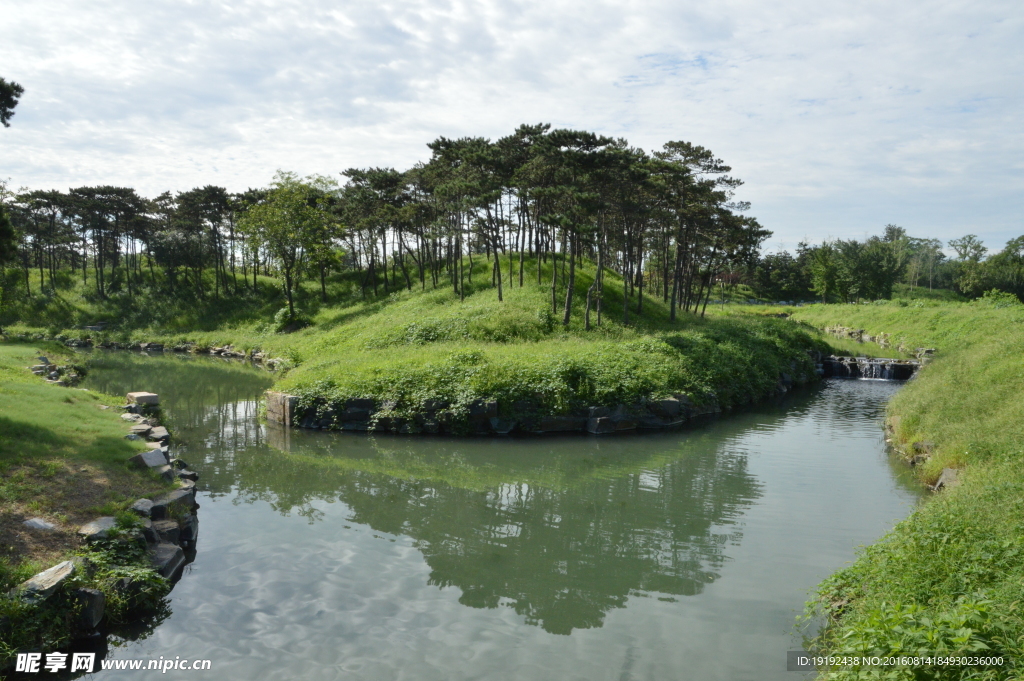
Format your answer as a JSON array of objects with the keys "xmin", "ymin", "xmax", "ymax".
[{"xmin": 273, "ymin": 306, "xmax": 312, "ymax": 333}]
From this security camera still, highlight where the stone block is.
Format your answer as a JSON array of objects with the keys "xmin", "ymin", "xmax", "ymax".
[
  {"xmin": 150, "ymin": 489, "xmax": 197, "ymax": 520},
  {"xmin": 341, "ymin": 406, "xmax": 371, "ymax": 421},
  {"xmin": 78, "ymin": 517, "xmax": 117, "ymax": 542},
  {"xmin": 537, "ymin": 416, "xmax": 586, "ymax": 432},
  {"xmin": 147, "ymin": 426, "xmax": 170, "ymax": 442},
  {"xmin": 346, "ymin": 398, "xmax": 376, "ymax": 411},
  {"xmin": 152, "ymin": 519, "xmax": 180, "ymax": 545},
  {"xmin": 23, "ymin": 517, "xmax": 57, "ymax": 532},
  {"xmin": 613, "ymin": 418, "xmax": 638, "ymax": 431},
  {"xmin": 127, "ymin": 392, "xmax": 159, "ymax": 405},
  {"xmin": 12, "ymin": 561, "xmax": 76, "ymax": 602},
  {"xmin": 129, "ymin": 423, "xmax": 153, "ymax": 437},
  {"xmin": 587, "ymin": 417, "xmax": 616, "ymax": 434},
  {"xmin": 933, "ymin": 468, "xmax": 961, "ymax": 491},
  {"xmin": 469, "ymin": 399, "xmax": 498, "ymax": 419},
  {"xmin": 149, "ymin": 543, "xmax": 186, "ymax": 580},
  {"xmin": 179, "ymin": 515, "xmax": 199, "ymax": 544},
  {"xmin": 73, "ymin": 588, "xmax": 105, "ymax": 629},
  {"xmin": 131, "ymin": 498, "xmax": 154, "ymax": 517},
  {"xmin": 648, "ymin": 399, "xmax": 682, "ymax": 419},
  {"xmin": 372, "ymin": 416, "xmax": 405, "ymax": 432},
  {"xmin": 128, "ymin": 449, "xmax": 168, "ymax": 470},
  {"xmin": 266, "ymin": 391, "xmax": 298, "ymax": 426}
]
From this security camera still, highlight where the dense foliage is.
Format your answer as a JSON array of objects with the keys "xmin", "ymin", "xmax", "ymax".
[
  {"xmin": 749, "ymin": 226, "xmax": 1024, "ymax": 304},
  {"xmin": 0, "ymin": 125, "xmax": 770, "ymax": 329}
]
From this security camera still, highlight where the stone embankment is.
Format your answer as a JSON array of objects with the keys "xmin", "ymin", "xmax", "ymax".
[
  {"xmin": 815, "ymin": 325, "xmax": 934, "ymax": 381},
  {"xmin": 6, "ymin": 391, "xmax": 200, "ymax": 654},
  {"xmin": 266, "ymin": 371, "xmax": 809, "ymax": 437},
  {"xmin": 822, "ymin": 325, "xmax": 936, "ymax": 359},
  {"xmin": 28, "ymin": 356, "xmax": 86, "ymax": 387},
  {"xmin": 7, "ymin": 331, "xmax": 289, "ymax": 370}
]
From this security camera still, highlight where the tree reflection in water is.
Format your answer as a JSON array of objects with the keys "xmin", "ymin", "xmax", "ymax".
[{"xmin": 82, "ymin": 351, "xmax": 763, "ymax": 635}]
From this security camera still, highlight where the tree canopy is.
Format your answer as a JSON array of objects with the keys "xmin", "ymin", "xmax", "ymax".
[{"xmin": 0, "ymin": 77, "xmax": 24, "ymax": 128}]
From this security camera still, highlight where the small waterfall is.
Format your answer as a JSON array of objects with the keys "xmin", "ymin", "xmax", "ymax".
[{"xmin": 818, "ymin": 356, "xmax": 919, "ymax": 381}]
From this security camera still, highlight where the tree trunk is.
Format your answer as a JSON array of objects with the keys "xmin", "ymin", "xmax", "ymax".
[{"xmin": 562, "ymin": 231, "xmax": 576, "ymax": 325}]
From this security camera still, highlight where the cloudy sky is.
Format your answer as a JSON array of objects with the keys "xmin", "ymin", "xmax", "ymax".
[{"xmin": 2, "ymin": 0, "xmax": 1021, "ymax": 251}]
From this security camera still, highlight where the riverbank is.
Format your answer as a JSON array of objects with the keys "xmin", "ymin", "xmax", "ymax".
[
  {"xmin": 789, "ymin": 299, "xmax": 1024, "ymax": 677},
  {"xmin": 0, "ymin": 342, "xmax": 198, "ymax": 668}
]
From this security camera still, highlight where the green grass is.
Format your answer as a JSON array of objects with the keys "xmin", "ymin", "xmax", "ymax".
[
  {"xmin": 789, "ymin": 298, "xmax": 1024, "ymax": 679},
  {"xmin": 890, "ymin": 283, "xmax": 968, "ymax": 302},
  {"xmin": 0, "ymin": 343, "xmax": 176, "ymax": 667},
  {"xmin": 0, "ymin": 343, "xmax": 150, "ymax": 464}
]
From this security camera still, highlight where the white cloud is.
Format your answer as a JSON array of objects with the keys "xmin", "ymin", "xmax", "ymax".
[{"xmin": 1, "ymin": 0, "xmax": 1021, "ymax": 250}]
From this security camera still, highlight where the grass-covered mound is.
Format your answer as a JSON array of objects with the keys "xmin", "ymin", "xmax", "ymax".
[
  {"xmin": 255, "ymin": 262, "xmax": 827, "ymax": 429},
  {"xmin": 790, "ymin": 297, "xmax": 1024, "ymax": 678},
  {"xmin": 3, "ymin": 257, "xmax": 829, "ymax": 431}
]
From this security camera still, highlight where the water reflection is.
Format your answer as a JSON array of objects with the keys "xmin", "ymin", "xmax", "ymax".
[
  {"xmin": 82, "ymin": 351, "xmax": 766, "ymax": 634},
  {"xmin": 77, "ymin": 352, "xmax": 922, "ymax": 680}
]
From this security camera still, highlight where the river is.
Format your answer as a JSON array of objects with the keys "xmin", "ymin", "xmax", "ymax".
[{"xmin": 79, "ymin": 351, "xmax": 921, "ymax": 681}]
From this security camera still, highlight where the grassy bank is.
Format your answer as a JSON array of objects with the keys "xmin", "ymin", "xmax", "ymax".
[
  {"xmin": 3, "ymin": 257, "xmax": 830, "ymax": 429},
  {"xmin": 790, "ymin": 299, "xmax": 1024, "ymax": 679},
  {"xmin": 0, "ymin": 342, "xmax": 174, "ymax": 663}
]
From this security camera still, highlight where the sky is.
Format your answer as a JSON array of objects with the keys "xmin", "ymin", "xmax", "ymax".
[{"xmin": 2, "ymin": 0, "xmax": 1022, "ymax": 253}]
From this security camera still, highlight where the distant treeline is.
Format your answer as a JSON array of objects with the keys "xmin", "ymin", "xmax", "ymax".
[
  {"xmin": 0, "ymin": 124, "xmax": 770, "ymax": 325},
  {"xmin": 749, "ymin": 227, "xmax": 1024, "ymax": 303}
]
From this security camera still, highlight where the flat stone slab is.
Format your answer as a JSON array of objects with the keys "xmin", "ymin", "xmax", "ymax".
[
  {"xmin": 128, "ymin": 449, "xmax": 169, "ymax": 470},
  {"xmin": 148, "ymin": 542, "xmax": 186, "ymax": 579},
  {"xmin": 934, "ymin": 468, "xmax": 961, "ymax": 491},
  {"xmin": 151, "ymin": 489, "xmax": 197, "ymax": 520},
  {"xmin": 127, "ymin": 391, "xmax": 159, "ymax": 405},
  {"xmin": 152, "ymin": 519, "xmax": 180, "ymax": 545},
  {"xmin": 147, "ymin": 426, "xmax": 170, "ymax": 442},
  {"xmin": 129, "ymin": 423, "xmax": 153, "ymax": 436},
  {"xmin": 131, "ymin": 498, "xmax": 154, "ymax": 517},
  {"xmin": 78, "ymin": 517, "xmax": 117, "ymax": 542},
  {"xmin": 23, "ymin": 517, "xmax": 58, "ymax": 532},
  {"xmin": 12, "ymin": 560, "xmax": 75, "ymax": 601}
]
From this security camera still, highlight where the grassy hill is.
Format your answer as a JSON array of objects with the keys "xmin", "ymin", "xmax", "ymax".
[
  {"xmin": 789, "ymin": 298, "xmax": 1024, "ymax": 678},
  {"xmin": 3, "ymin": 256, "xmax": 829, "ymax": 429}
]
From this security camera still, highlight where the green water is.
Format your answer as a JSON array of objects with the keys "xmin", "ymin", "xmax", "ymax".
[{"xmin": 80, "ymin": 351, "xmax": 921, "ymax": 680}]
